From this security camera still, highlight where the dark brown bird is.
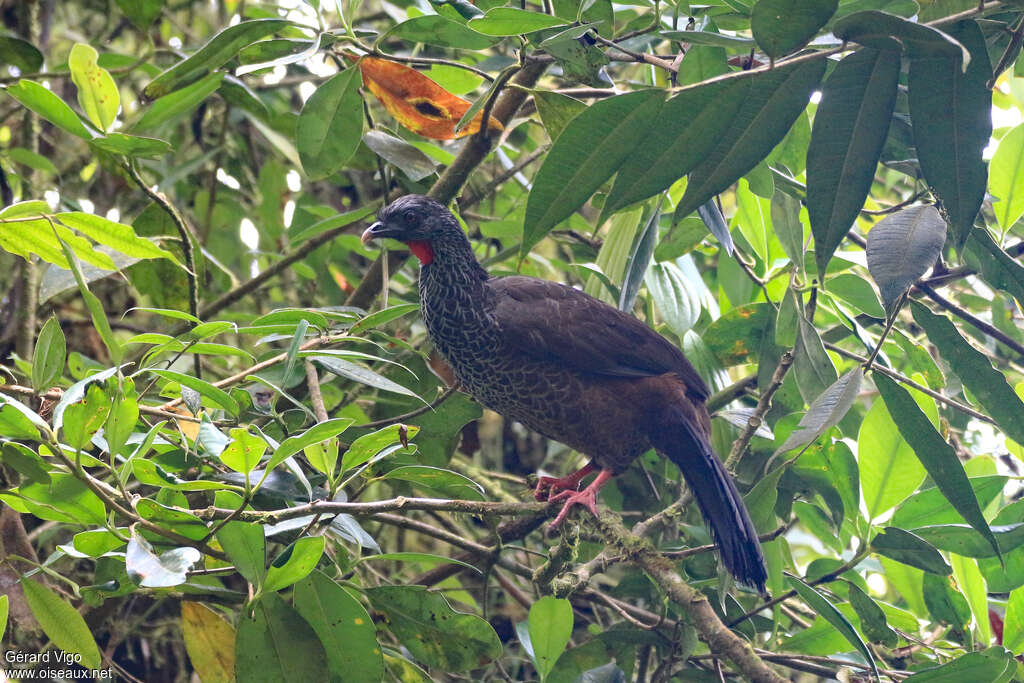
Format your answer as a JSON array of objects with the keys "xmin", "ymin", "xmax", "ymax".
[{"xmin": 362, "ymin": 194, "xmax": 767, "ymax": 590}]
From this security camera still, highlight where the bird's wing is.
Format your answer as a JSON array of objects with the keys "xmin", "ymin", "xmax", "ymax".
[{"xmin": 487, "ymin": 276, "xmax": 709, "ymax": 398}]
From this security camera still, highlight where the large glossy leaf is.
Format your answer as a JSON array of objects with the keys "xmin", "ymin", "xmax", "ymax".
[
  {"xmin": 311, "ymin": 355, "xmax": 418, "ymax": 398},
  {"xmin": 522, "ymin": 89, "xmax": 665, "ymax": 255},
  {"xmin": 468, "ymin": 8, "xmax": 567, "ymax": 35},
  {"xmin": 385, "ymin": 15, "xmax": 499, "ymax": 49},
  {"xmin": 872, "ymin": 527, "xmax": 952, "ymax": 575},
  {"xmin": 911, "ymin": 301, "xmax": 1024, "ymax": 445},
  {"xmin": 913, "ymin": 523, "xmax": 1024, "ymax": 558},
  {"xmin": 673, "ymin": 59, "xmax": 825, "ymax": 222},
  {"xmin": 297, "ymin": 67, "xmax": 363, "ymax": 179},
  {"xmin": 775, "ymin": 368, "xmax": 862, "ymax": 455},
  {"xmin": 135, "ymin": 71, "xmax": 225, "ymax": 132},
  {"xmin": 751, "ymin": 0, "xmax": 838, "ymax": 58},
  {"xmin": 950, "ymin": 553, "xmax": 991, "ymax": 644},
  {"xmin": 990, "ymin": 121, "xmax": 1024, "ymax": 233},
  {"xmin": 234, "ymin": 593, "xmax": 328, "ymax": 683},
  {"xmin": 293, "ymin": 572, "xmax": 385, "ymax": 683},
  {"xmin": 908, "ymin": 21, "xmax": 991, "ymax": 248},
  {"xmin": 807, "ymin": 48, "xmax": 900, "ymax": 278},
  {"xmin": 832, "ymin": 10, "xmax": 969, "ymax": 61},
  {"xmin": 963, "ymin": 227, "xmax": 1024, "ymax": 303},
  {"xmin": 144, "ymin": 19, "xmax": 289, "ymax": 99},
  {"xmin": 1004, "ymin": 585, "xmax": 1024, "ymax": 655},
  {"xmin": 263, "ymin": 536, "xmax": 325, "ymax": 593},
  {"xmin": 601, "ymin": 79, "xmax": 746, "ymax": 219},
  {"xmin": 793, "ymin": 315, "xmax": 838, "ymax": 403},
  {"xmin": 902, "ymin": 647, "xmax": 1015, "ymax": 682},
  {"xmin": 858, "ymin": 397, "xmax": 927, "ymax": 520},
  {"xmin": 788, "ymin": 576, "xmax": 878, "ymax": 678},
  {"xmin": 58, "ymin": 211, "xmax": 174, "ymax": 261},
  {"xmin": 875, "ymin": 373, "xmax": 1000, "ymax": 558},
  {"xmin": 894, "ymin": 476, "xmax": 1008, "ymax": 529},
  {"xmin": 22, "ymin": 579, "xmax": 102, "ymax": 669},
  {"xmin": 367, "ymin": 585, "xmax": 502, "ymax": 672},
  {"xmin": 147, "ymin": 369, "xmax": 240, "ymax": 416},
  {"xmin": 865, "ymin": 205, "xmax": 946, "ymax": 315},
  {"xmin": 645, "ymin": 260, "xmax": 701, "ymax": 338},
  {"xmin": 217, "ymin": 521, "xmax": 266, "ymax": 586},
  {"xmin": 527, "ymin": 596, "xmax": 573, "ymax": 681},
  {"xmin": 6, "ymin": 79, "xmax": 92, "ymax": 140},
  {"xmin": 922, "ymin": 573, "xmax": 971, "ymax": 637},
  {"xmin": 32, "ymin": 316, "xmax": 66, "ymax": 391}
]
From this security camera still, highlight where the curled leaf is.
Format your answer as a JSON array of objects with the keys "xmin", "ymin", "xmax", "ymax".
[{"xmin": 357, "ymin": 56, "xmax": 502, "ymax": 140}]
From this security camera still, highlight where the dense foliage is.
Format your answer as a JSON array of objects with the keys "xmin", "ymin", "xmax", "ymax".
[{"xmin": 3, "ymin": 0, "xmax": 1024, "ymax": 681}]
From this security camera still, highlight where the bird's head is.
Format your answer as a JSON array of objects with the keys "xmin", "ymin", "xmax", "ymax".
[{"xmin": 361, "ymin": 195, "xmax": 457, "ymax": 264}]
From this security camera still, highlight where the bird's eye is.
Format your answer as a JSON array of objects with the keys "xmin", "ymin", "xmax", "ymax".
[{"xmin": 403, "ymin": 210, "xmax": 417, "ymax": 225}]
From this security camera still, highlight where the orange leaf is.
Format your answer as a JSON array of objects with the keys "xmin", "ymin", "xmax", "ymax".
[{"xmin": 357, "ymin": 56, "xmax": 502, "ymax": 140}]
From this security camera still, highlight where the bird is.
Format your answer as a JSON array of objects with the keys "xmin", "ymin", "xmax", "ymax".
[{"xmin": 362, "ymin": 194, "xmax": 767, "ymax": 591}]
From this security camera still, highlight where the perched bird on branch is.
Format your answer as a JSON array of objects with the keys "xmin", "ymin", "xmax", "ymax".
[{"xmin": 362, "ymin": 194, "xmax": 767, "ymax": 591}]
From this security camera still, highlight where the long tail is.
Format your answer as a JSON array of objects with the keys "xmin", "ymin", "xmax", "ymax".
[{"xmin": 649, "ymin": 403, "xmax": 767, "ymax": 592}]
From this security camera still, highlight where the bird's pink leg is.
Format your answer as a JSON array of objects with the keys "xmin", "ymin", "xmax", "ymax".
[
  {"xmin": 548, "ymin": 469, "xmax": 614, "ymax": 527},
  {"xmin": 534, "ymin": 462, "xmax": 597, "ymax": 501}
]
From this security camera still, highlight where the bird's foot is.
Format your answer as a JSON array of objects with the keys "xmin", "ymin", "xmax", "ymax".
[
  {"xmin": 533, "ymin": 462, "xmax": 597, "ymax": 501},
  {"xmin": 547, "ymin": 469, "xmax": 613, "ymax": 527}
]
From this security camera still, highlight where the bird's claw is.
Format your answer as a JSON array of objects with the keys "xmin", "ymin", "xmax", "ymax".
[
  {"xmin": 548, "ymin": 487, "xmax": 601, "ymax": 527},
  {"xmin": 534, "ymin": 475, "xmax": 578, "ymax": 501}
]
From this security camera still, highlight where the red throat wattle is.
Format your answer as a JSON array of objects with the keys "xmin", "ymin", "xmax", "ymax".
[{"xmin": 408, "ymin": 240, "xmax": 435, "ymax": 265}]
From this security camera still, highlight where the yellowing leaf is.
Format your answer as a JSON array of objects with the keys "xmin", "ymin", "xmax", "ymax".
[{"xmin": 68, "ymin": 43, "xmax": 119, "ymax": 131}]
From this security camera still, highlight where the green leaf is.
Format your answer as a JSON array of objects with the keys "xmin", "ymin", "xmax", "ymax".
[
  {"xmin": 875, "ymin": 372, "xmax": 1000, "ymax": 559},
  {"xmin": 267, "ymin": 417, "xmax": 355, "ymax": 472},
  {"xmin": 1, "ymin": 442, "xmax": 50, "ymax": 485},
  {"xmin": 991, "ymin": 121, "xmax": 1024, "ymax": 233},
  {"xmin": 912, "ymin": 523, "xmax": 1024, "ymax": 558},
  {"xmin": 522, "ymin": 89, "xmax": 665, "ymax": 255},
  {"xmin": 858, "ymin": 397, "xmax": 927, "ymax": 520},
  {"xmin": 775, "ymin": 368, "xmax": 862, "ymax": 455},
  {"xmin": 468, "ymin": 8, "xmax": 568, "ymax": 35},
  {"xmin": 922, "ymin": 572, "xmax": 971, "ymax": 637},
  {"xmin": 532, "ymin": 90, "xmax": 587, "ymax": 142},
  {"xmin": 908, "ymin": 21, "xmax": 991, "ymax": 248},
  {"xmin": 832, "ymin": 10, "xmax": 969, "ymax": 60},
  {"xmin": 52, "ymin": 365, "xmax": 119, "ymax": 429},
  {"xmin": 646, "ymin": 261, "xmax": 701, "ymax": 338},
  {"xmin": 22, "ymin": 579, "xmax": 102, "ymax": 669},
  {"xmin": 217, "ymin": 521, "xmax": 266, "ymax": 586},
  {"xmin": 0, "ymin": 36, "xmax": 43, "ymax": 72},
  {"xmin": 364, "ymin": 130, "xmax": 439, "ymax": 182},
  {"xmin": 385, "ymin": 15, "xmax": 499, "ymax": 49},
  {"xmin": 751, "ymin": 0, "xmax": 838, "ymax": 58},
  {"xmin": 220, "ymin": 427, "xmax": 268, "ymax": 473},
  {"xmin": 846, "ymin": 582, "xmax": 898, "ymax": 645},
  {"xmin": 894, "ymin": 476, "xmax": 1008, "ymax": 529},
  {"xmin": 359, "ymin": 552, "xmax": 481, "ymax": 573},
  {"xmin": 58, "ymin": 211, "xmax": 174, "ymax": 261},
  {"xmin": 263, "ymin": 536, "xmax": 325, "ymax": 593},
  {"xmin": 17, "ymin": 473, "xmax": 106, "ymax": 525},
  {"xmin": 293, "ymin": 572, "xmax": 385, "ymax": 683},
  {"xmin": 297, "ymin": 67, "xmax": 363, "ymax": 179},
  {"xmin": 871, "ymin": 527, "xmax": 952, "ymax": 575},
  {"xmin": 288, "ymin": 203, "xmax": 379, "ymax": 245},
  {"xmin": 32, "ymin": 315, "xmax": 66, "ymax": 391},
  {"xmin": 62, "ymin": 382, "xmax": 111, "ymax": 450},
  {"xmin": 53, "ymin": 231, "xmax": 122, "ymax": 362},
  {"xmin": 950, "ymin": 553, "xmax": 991, "ymax": 644},
  {"xmin": 528, "ymin": 596, "xmax": 573, "ymax": 681},
  {"xmin": 902, "ymin": 647, "xmax": 1015, "ymax": 682},
  {"xmin": 91, "ymin": 132, "xmax": 173, "ymax": 157},
  {"xmin": 1004, "ymin": 584, "xmax": 1024, "ymax": 654},
  {"xmin": 115, "ymin": 0, "xmax": 162, "ymax": 28},
  {"xmin": 674, "ymin": 59, "xmax": 825, "ymax": 222},
  {"xmin": 135, "ymin": 71, "xmax": 225, "ymax": 132},
  {"xmin": 380, "ymin": 465, "xmax": 484, "ymax": 500},
  {"xmin": 911, "ymin": 300, "xmax": 1024, "ymax": 445},
  {"xmin": 0, "ymin": 594, "xmax": 8, "ymax": 643},
  {"xmin": 963, "ymin": 227, "xmax": 1024, "ymax": 303},
  {"xmin": 661, "ymin": 30, "xmax": 756, "ymax": 48},
  {"xmin": 7, "ymin": 146, "xmax": 59, "ymax": 175},
  {"xmin": 603, "ymin": 79, "xmax": 746, "ymax": 220},
  {"xmin": 865, "ymin": 206, "xmax": 946, "ymax": 315},
  {"xmin": 147, "ymin": 369, "xmax": 240, "ymax": 416},
  {"xmin": 68, "ymin": 43, "xmax": 119, "ymax": 132},
  {"xmin": 788, "ymin": 576, "xmax": 878, "ymax": 678},
  {"xmin": 144, "ymin": 19, "xmax": 289, "ymax": 99},
  {"xmin": 825, "ymin": 273, "xmax": 885, "ymax": 318},
  {"xmin": 7, "ymin": 80, "xmax": 92, "ymax": 140},
  {"xmin": 807, "ymin": 48, "xmax": 901, "ymax": 277},
  {"xmin": 311, "ymin": 355, "xmax": 419, "ymax": 398},
  {"xmin": 234, "ymin": 593, "xmax": 329, "ymax": 683},
  {"xmin": 367, "ymin": 585, "xmax": 502, "ymax": 672},
  {"xmin": 793, "ymin": 315, "xmax": 838, "ymax": 403}
]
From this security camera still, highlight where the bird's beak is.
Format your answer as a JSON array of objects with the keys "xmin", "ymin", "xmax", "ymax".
[{"xmin": 361, "ymin": 221, "xmax": 384, "ymax": 245}]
